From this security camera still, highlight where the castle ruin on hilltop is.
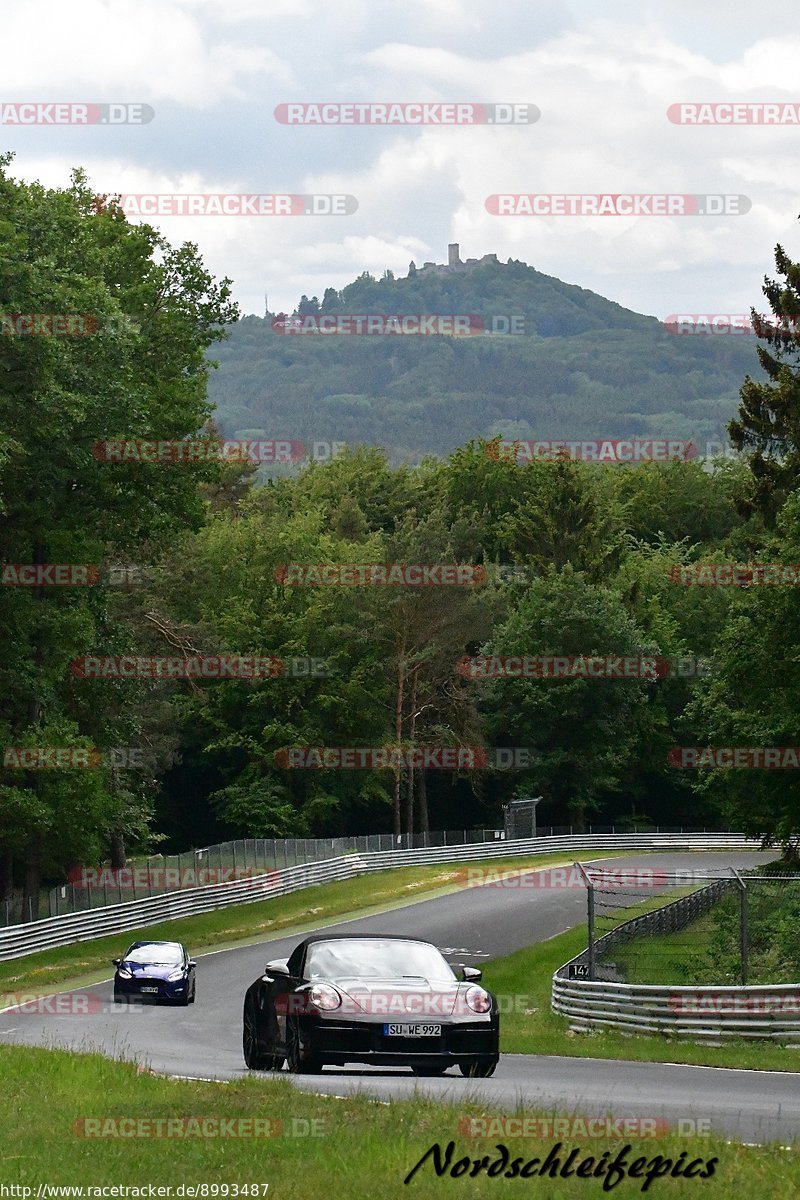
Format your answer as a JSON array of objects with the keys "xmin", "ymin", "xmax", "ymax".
[{"xmin": 408, "ymin": 243, "xmax": 499, "ymax": 277}]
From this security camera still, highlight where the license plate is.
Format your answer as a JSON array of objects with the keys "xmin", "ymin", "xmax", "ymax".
[
  {"xmin": 383, "ymin": 1023, "xmax": 441, "ymax": 1037},
  {"xmin": 140, "ymin": 986, "xmax": 159, "ymax": 994}
]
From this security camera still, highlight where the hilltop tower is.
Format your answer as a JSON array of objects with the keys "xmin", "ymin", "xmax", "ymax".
[{"xmin": 448, "ymin": 243, "xmax": 461, "ymax": 267}]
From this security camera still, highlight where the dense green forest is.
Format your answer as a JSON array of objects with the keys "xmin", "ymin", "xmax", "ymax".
[
  {"xmin": 3, "ymin": 156, "xmax": 800, "ymax": 915},
  {"xmin": 209, "ymin": 260, "xmax": 758, "ymax": 463}
]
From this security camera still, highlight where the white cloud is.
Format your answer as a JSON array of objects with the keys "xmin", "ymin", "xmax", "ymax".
[{"xmin": 0, "ymin": 0, "xmax": 289, "ymax": 104}]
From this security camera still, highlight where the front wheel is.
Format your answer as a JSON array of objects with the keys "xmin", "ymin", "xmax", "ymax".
[
  {"xmin": 459, "ymin": 1058, "xmax": 498, "ymax": 1078},
  {"xmin": 243, "ymin": 994, "xmax": 271, "ymax": 1070},
  {"xmin": 286, "ymin": 1019, "xmax": 323, "ymax": 1074}
]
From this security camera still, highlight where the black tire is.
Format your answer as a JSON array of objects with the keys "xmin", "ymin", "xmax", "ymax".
[
  {"xmin": 243, "ymin": 994, "xmax": 271, "ymax": 1070},
  {"xmin": 411, "ymin": 1064, "xmax": 448, "ymax": 1076},
  {"xmin": 113, "ymin": 989, "xmax": 126, "ymax": 1004},
  {"xmin": 286, "ymin": 1019, "xmax": 323, "ymax": 1074},
  {"xmin": 189, "ymin": 978, "xmax": 196, "ymax": 1004},
  {"xmin": 459, "ymin": 1058, "xmax": 498, "ymax": 1078}
]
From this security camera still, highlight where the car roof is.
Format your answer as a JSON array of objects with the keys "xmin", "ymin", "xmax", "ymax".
[
  {"xmin": 298, "ymin": 934, "xmax": 436, "ymax": 948},
  {"xmin": 127, "ymin": 940, "xmax": 184, "ymax": 949}
]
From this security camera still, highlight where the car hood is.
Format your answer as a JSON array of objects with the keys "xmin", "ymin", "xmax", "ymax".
[
  {"xmin": 319, "ymin": 976, "xmax": 482, "ymax": 1018},
  {"xmin": 121, "ymin": 961, "xmax": 182, "ymax": 980}
]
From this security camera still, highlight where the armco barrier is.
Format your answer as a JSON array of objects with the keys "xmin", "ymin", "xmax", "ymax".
[
  {"xmin": 552, "ymin": 976, "xmax": 800, "ymax": 1041},
  {"xmin": 0, "ymin": 832, "xmax": 759, "ymax": 962}
]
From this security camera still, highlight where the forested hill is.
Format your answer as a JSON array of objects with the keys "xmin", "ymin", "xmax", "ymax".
[{"xmin": 208, "ymin": 256, "xmax": 758, "ymax": 461}]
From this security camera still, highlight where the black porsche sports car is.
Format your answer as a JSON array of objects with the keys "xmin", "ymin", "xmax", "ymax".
[{"xmin": 242, "ymin": 933, "xmax": 499, "ymax": 1076}]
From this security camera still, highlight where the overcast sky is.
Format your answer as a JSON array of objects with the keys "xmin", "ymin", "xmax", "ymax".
[{"xmin": 3, "ymin": 0, "xmax": 800, "ymax": 319}]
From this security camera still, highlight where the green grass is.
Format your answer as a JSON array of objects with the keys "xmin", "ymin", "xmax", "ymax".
[
  {"xmin": 0, "ymin": 852, "xmax": 607, "ymax": 997},
  {"xmin": 482, "ymin": 927, "xmax": 800, "ymax": 1072},
  {"xmin": 611, "ymin": 911, "xmax": 721, "ymax": 986},
  {"xmin": 0, "ymin": 1043, "xmax": 797, "ymax": 1197}
]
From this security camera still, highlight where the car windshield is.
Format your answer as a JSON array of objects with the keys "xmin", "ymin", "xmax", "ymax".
[
  {"xmin": 304, "ymin": 939, "xmax": 456, "ymax": 982},
  {"xmin": 124, "ymin": 943, "xmax": 183, "ymax": 966}
]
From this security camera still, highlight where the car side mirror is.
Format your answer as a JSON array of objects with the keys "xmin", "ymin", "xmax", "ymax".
[
  {"xmin": 461, "ymin": 965, "xmax": 482, "ymax": 982},
  {"xmin": 265, "ymin": 958, "xmax": 289, "ymax": 976},
  {"xmin": 187, "ymin": 960, "xmax": 197, "ymax": 969},
  {"xmin": 112, "ymin": 958, "xmax": 121, "ymax": 967}
]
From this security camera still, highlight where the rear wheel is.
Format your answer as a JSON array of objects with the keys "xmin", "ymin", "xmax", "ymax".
[
  {"xmin": 286, "ymin": 1019, "xmax": 323, "ymax": 1074},
  {"xmin": 459, "ymin": 1058, "xmax": 498, "ymax": 1078}
]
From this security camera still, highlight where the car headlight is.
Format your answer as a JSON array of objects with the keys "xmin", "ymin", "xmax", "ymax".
[
  {"xmin": 117, "ymin": 967, "xmax": 132, "ymax": 980},
  {"xmin": 308, "ymin": 983, "xmax": 342, "ymax": 1011},
  {"xmin": 167, "ymin": 968, "xmax": 185, "ymax": 982},
  {"xmin": 465, "ymin": 985, "xmax": 492, "ymax": 1014}
]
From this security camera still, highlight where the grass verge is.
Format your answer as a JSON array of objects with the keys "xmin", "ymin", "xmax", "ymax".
[{"xmin": 0, "ymin": 1043, "xmax": 796, "ymax": 1197}]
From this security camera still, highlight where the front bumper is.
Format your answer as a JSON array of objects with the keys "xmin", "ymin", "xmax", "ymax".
[
  {"xmin": 306, "ymin": 1018, "xmax": 499, "ymax": 1065},
  {"xmin": 114, "ymin": 976, "xmax": 187, "ymax": 1002}
]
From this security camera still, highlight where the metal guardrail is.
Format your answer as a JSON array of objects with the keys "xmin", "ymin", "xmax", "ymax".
[
  {"xmin": 0, "ymin": 831, "xmax": 758, "ymax": 962},
  {"xmin": 552, "ymin": 869, "xmax": 800, "ymax": 1040},
  {"xmin": 27, "ymin": 824, "xmax": 726, "ymax": 928},
  {"xmin": 552, "ymin": 976, "xmax": 800, "ymax": 1041}
]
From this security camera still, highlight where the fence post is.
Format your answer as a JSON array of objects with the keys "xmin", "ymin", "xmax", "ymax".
[
  {"xmin": 732, "ymin": 869, "xmax": 748, "ymax": 985},
  {"xmin": 574, "ymin": 862, "xmax": 595, "ymax": 980}
]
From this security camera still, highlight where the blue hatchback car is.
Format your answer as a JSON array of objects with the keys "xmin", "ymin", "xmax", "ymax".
[{"xmin": 113, "ymin": 940, "xmax": 196, "ymax": 1005}]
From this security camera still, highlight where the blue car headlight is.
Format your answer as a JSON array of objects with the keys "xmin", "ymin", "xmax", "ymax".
[
  {"xmin": 167, "ymin": 968, "xmax": 185, "ymax": 982},
  {"xmin": 117, "ymin": 966, "xmax": 133, "ymax": 980}
]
